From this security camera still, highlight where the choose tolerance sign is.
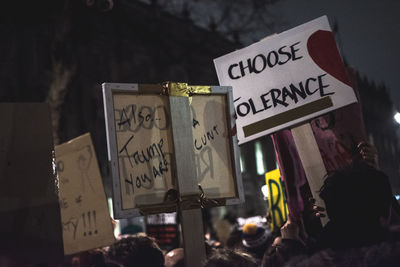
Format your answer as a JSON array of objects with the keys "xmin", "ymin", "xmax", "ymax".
[{"xmin": 214, "ymin": 16, "xmax": 357, "ymax": 144}]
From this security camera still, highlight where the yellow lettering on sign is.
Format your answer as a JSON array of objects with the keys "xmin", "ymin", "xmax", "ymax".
[{"xmin": 265, "ymin": 169, "xmax": 288, "ymax": 231}]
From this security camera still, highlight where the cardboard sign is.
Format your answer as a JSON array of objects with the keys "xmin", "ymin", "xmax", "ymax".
[
  {"xmin": 0, "ymin": 103, "xmax": 63, "ymax": 263},
  {"xmin": 103, "ymin": 83, "xmax": 244, "ymax": 218},
  {"xmin": 214, "ymin": 16, "xmax": 357, "ymax": 144},
  {"xmin": 191, "ymin": 95, "xmax": 236, "ymax": 199},
  {"xmin": 265, "ymin": 169, "xmax": 288, "ymax": 231},
  {"xmin": 55, "ymin": 133, "xmax": 115, "ymax": 255}
]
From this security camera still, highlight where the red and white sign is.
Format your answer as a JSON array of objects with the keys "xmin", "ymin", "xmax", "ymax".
[{"xmin": 214, "ymin": 16, "xmax": 357, "ymax": 144}]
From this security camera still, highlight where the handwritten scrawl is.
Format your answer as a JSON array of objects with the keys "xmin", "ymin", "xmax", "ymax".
[{"xmin": 77, "ymin": 145, "xmax": 95, "ymax": 193}]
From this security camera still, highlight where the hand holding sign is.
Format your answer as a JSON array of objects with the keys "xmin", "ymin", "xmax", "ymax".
[
  {"xmin": 280, "ymin": 217, "xmax": 300, "ymax": 241},
  {"xmin": 357, "ymin": 142, "xmax": 379, "ymax": 168}
]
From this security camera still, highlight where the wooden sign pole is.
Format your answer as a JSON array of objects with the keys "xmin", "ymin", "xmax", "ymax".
[
  {"xmin": 169, "ymin": 96, "xmax": 206, "ymax": 267},
  {"xmin": 291, "ymin": 122, "xmax": 329, "ymax": 226}
]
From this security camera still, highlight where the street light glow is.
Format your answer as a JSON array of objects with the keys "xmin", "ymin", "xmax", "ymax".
[
  {"xmin": 261, "ymin": 185, "xmax": 269, "ymax": 198},
  {"xmin": 255, "ymin": 141, "xmax": 266, "ymax": 175},
  {"xmin": 395, "ymin": 112, "xmax": 400, "ymax": 124}
]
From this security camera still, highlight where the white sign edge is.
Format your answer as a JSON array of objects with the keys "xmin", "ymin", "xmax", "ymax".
[{"xmin": 102, "ymin": 82, "xmax": 142, "ymax": 219}]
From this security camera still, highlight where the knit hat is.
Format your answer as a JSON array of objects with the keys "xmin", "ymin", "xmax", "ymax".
[{"xmin": 241, "ymin": 223, "xmax": 270, "ymax": 249}]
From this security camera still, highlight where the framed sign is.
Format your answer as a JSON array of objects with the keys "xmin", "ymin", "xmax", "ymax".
[{"xmin": 103, "ymin": 83, "xmax": 243, "ymax": 218}]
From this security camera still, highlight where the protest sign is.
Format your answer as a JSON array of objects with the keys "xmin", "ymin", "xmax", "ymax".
[
  {"xmin": 103, "ymin": 82, "xmax": 243, "ymax": 267},
  {"xmin": 55, "ymin": 133, "xmax": 115, "ymax": 255},
  {"xmin": 265, "ymin": 169, "xmax": 288, "ymax": 231},
  {"xmin": 214, "ymin": 16, "xmax": 357, "ymax": 144},
  {"xmin": 103, "ymin": 83, "xmax": 176, "ymax": 218},
  {"xmin": 102, "ymin": 83, "xmax": 243, "ymax": 218},
  {"xmin": 191, "ymin": 95, "xmax": 238, "ymax": 200},
  {"xmin": 0, "ymin": 103, "xmax": 63, "ymax": 263}
]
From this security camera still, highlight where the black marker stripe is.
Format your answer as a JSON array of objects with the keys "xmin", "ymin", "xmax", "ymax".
[{"xmin": 243, "ymin": 96, "xmax": 333, "ymax": 137}]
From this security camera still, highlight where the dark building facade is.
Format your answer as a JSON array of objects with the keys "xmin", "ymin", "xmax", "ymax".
[
  {"xmin": 0, "ymin": 0, "xmax": 240, "ymax": 196},
  {"xmin": 357, "ymin": 73, "xmax": 400, "ymax": 194}
]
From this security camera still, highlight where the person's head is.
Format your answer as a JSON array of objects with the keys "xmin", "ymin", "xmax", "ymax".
[
  {"xmin": 226, "ymin": 229, "xmax": 244, "ymax": 250},
  {"xmin": 203, "ymin": 248, "xmax": 258, "ymax": 267},
  {"xmin": 319, "ymin": 164, "xmax": 393, "ymax": 226},
  {"xmin": 241, "ymin": 223, "xmax": 271, "ymax": 259},
  {"xmin": 107, "ymin": 233, "xmax": 164, "ymax": 267},
  {"xmin": 284, "ymin": 241, "xmax": 400, "ymax": 267}
]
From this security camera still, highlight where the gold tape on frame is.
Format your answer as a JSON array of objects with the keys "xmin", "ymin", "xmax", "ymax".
[{"xmin": 162, "ymin": 82, "xmax": 211, "ymax": 98}]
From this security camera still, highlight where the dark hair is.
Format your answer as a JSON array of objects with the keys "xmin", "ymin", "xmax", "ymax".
[
  {"xmin": 319, "ymin": 164, "xmax": 393, "ymax": 224},
  {"xmin": 107, "ymin": 234, "xmax": 164, "ymax": 267},
  {"xmin": 225, "ymin": 229, "xmax": 244, "ymax": 250},
  {"xmin": 285, "ymin": 241, "xmax": 400, "ymax": 267},
  {"xmin": 203, "ymin": 248, "xmax": 258, "ymax": 267}
]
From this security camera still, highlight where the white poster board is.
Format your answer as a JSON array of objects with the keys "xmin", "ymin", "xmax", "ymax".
[
  {"xmin": 55, "ymin": 133, "xmax": 115, "ymax": 255},
  {"xmin": 214, "ymin": 16, "xmax": 357, "ymax": 144}
]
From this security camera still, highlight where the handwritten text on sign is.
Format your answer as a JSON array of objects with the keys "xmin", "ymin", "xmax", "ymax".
[
  {"xmin": 214, "ymin": 16, "xmax": 357, "ymax": 144},
  {"xmin": 113, "ymin": 94, "xmax": 174, "ymax": 210},
  {"xmin": 265, "ymin": 169, "xmax": 288, "ymax": 231},
  {"xmin": 55, "ymin": 133, "xmax": 115, "ymax": 255},
  {"xmin": 190, "ymin": 95, "xmax": 236, "ymax": 199}
]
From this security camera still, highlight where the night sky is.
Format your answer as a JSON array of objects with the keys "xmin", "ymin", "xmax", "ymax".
[{"xmin": 269, "ymin": 0, "xmax": 400, "ymax": 111}]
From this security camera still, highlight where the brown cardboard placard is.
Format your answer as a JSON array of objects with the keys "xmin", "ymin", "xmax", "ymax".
[
  {"xmin": 55, "ymin": 133, "xmax": 115, "ymax": 255},
  {"xmin": 0, "ymin": 103, "xmax": 63, "ymax": 263}
]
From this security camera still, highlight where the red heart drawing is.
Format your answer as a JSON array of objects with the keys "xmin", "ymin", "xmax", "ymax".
[{"xmin": 307, "ymin": 30, "xmax": 351, "ymax": 87}]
